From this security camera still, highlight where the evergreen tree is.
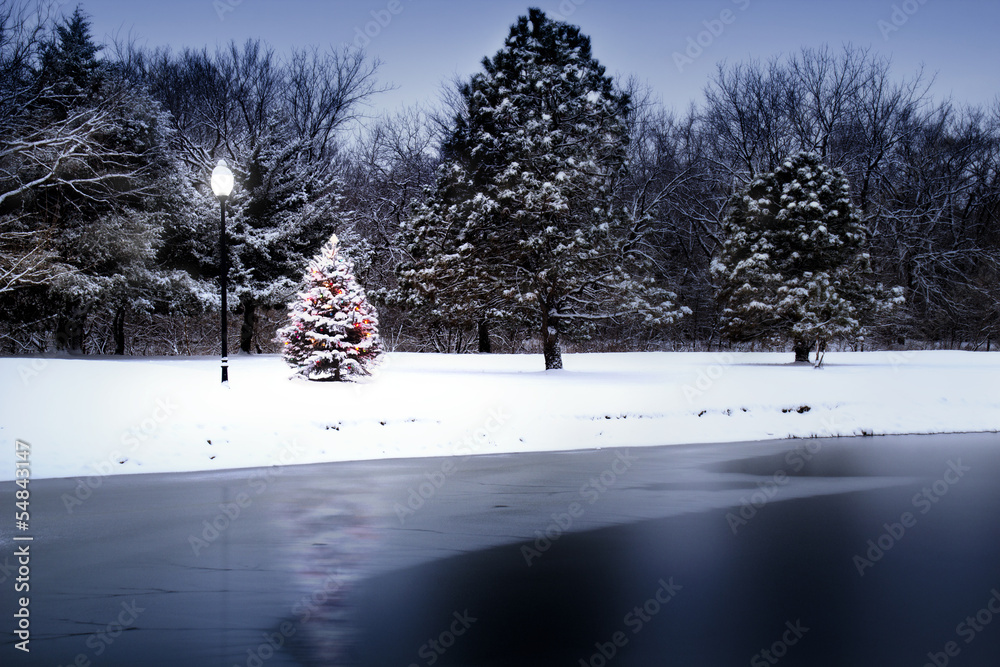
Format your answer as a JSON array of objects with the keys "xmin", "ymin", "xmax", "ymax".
[
  {"xmin": 227, "ymin": 128, "xmax": 349, "ymax": 353},
  {"xmin": 395, "ymin": 8, "xmax": 686, "ymax": 369},
  {"xmin": 0, "ymin": 6, "xmax": 187, "ymax": 353},
  {"xmin": 392, "ymin": 159, "xmax": 494, "ymax": 349},
  {"xmin": 37, "ymin": 6, "xmax": 102, "ymax": 105},
  {"xmin": 712, "ymin": 151, "xmax": 902, "ymax": 362},
  {"xmin": 278, "ymin": 234, "xmax": 380, "ymax": 381}
]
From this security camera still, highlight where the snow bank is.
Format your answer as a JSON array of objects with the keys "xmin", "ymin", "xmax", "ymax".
[{"xmin": 1, "ymin": 351, "xmax": 998, "ymax": 481}]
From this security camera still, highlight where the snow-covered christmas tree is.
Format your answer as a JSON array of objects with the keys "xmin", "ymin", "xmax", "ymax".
[
  {"xmin": 712, "ymin": 151, "xmax": 902, "ymax": 362},
  {"xmin": 278, "ymin": 234, "xmax": 381, "ymax": 381},
  {"xmin": 394, "ymin": 8, "xmax": 687, "ymax": 369}
]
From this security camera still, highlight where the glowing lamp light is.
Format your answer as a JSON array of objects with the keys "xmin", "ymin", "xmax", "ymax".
[{"xmin": 211, "ymin": 159, "xmax": 235, "ymax": 199}]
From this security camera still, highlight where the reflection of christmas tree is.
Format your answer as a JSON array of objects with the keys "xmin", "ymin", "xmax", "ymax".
[
  {"xmin": 278, "ymin": 234, "xmax": 381, "ymax": 381},
  {"xmin": 277, "ymin": 478, "xmax": 381, "ymax": 665}
]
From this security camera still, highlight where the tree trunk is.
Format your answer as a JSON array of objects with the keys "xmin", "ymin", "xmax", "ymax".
[
  {"xmin": 541, "ymin": 306, "xmax": 562, "ymax": 370},
  {"xmin": 240, "ymin": 297, "xmax": 257, "ymax": 354},
  {"xmin": 55, "ymin": 309, "xmax": 87, "ymax": 354},
  {"xmin": 814, "ymin": 340, "xmax": 827, "ymax": 367},
  {"xmin": 793, "ymin": 339, "xmax": 813, "ymax": 363},
  {"xmin": 113, "ymin": 305, "xmax": 126, "ymax": 356},
  {"xmin": 477, "ymin": 320, "xmax": 491, "ymax": 354}
]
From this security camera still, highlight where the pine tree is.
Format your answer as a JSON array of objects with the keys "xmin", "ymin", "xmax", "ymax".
[
  {"xmin": 712, "ymin": 151, "xmax": 902, "ymax": 362},
  {"xmin": 278, "ymin": 234, "xmax": 381, "ymax": 381},
  {"xmin": 227, "ymin": 128, "xmax": 349, "ymax": 354},
  {"xmin": 0, "ymin": 7, "xmax": 187, "ymax": 353},
  {"xmin": 394, "ymin": 9, "xmax": 687, "ymax": 369},
  {"xmin": 392, "ymin": 160, "xmax": 495, "ymax": 348},
  {"xmin": 37, "ymin": 7, "xmax": 103, "ymax": 106}
]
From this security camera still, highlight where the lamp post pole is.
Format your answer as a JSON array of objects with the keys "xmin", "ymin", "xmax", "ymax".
[
  {"xmin": 219, "ymin": 193, "xmax": 229, "ymax": 383},
  {"xmin": 211, "ymin": 160, "xmax": 235, "ymax": 384}
]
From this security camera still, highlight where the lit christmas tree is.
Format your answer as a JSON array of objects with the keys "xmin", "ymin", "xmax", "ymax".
[{"xmin": 278, "ymin": 234, "xmax": 381, "ymax": 381}]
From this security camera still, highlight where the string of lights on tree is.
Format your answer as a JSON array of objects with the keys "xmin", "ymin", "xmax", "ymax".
[{"xmin": 277, "ymin": 234, "xmax": 381, "ymax": 381}]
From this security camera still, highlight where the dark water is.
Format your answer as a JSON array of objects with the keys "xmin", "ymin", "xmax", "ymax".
[{"xmin": 2, "ymin": 433, "xmax": 1000, "ymax": 666}]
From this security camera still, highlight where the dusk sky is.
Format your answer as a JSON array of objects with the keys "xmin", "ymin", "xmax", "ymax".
[{"xmin": 72, "ymin": 0, "xmax": 1000, "ymax": 116}]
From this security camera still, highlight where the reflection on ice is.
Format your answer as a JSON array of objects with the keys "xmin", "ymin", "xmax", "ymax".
[{"xmin": 263, "ymin": 474, "xmax": 385, "ymax": 666}]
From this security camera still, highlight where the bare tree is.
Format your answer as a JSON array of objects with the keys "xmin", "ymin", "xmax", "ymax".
[
  {"xmin": 877, "ymin": 103, "xmax": 1000, "ymax": 345},
  {"xmin": 285, "ymin": 46, "xmax": 388, "ymax": 163},
  {"xmin": 701, "ymin": 57, "xmax": 796, "ymax": 180},
  {"xmin": 618, "ymin": 79, "xmax": 720, "ymax": 346},
  {"xmin": 0, "ymin": 218, "xmax": 74, "ymax": 295},
  {"xmin": 785, "ymin": 44, "xmax": 867, "ymax": 160}
]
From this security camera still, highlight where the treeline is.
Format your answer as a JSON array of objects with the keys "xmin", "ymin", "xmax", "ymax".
[{"xmin": 0, "ymin": 4, "xmax": 997, "ymax": 356}]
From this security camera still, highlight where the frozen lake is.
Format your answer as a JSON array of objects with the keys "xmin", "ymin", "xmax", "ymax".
[{"xmin": 2, "ymin": 432, "xmax": 999, "ymax": 666}]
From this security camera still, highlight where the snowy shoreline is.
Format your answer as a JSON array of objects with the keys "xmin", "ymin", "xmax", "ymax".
[{"xmin": 1, "ymin": 351, "xmax": 998, "ymax": 482}]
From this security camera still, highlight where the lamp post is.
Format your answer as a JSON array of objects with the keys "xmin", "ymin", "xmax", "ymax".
[{"xmin": 211, "ymin": 159, "xmax": 234, "ymax": 383}]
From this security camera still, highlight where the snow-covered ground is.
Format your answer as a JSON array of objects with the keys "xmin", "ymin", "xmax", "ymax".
[{"xmin": 2, "ymin": 350, "xmax": 998, "ymax": 481}]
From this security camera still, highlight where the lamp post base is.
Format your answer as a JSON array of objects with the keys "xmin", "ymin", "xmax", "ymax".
[{"xmin": 221, "ymin": 357, "xmax": 229, "ymax": 384}]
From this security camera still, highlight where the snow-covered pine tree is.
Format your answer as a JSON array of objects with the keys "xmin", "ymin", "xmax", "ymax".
[
  {"xmin": 278, "ymin": 234, "xmax": 380, "ymax": 381},
  {"xmin": 226, "ymin": 128, "xmax": 351, "ymax": 354},
  {"xmin": 0, "ymin": 7, "xmax": 190, "ymax": 354},
  {"xmin": 395, "ymin": 9, "xmax": 687, "ymax": 369},
  {"xmin": 712, "ymin": 151, "xmax": 902, "ymax": 362},
  {"xmin": 392, "ymin": 159, "xmax": 498, "ymax": 351}
]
